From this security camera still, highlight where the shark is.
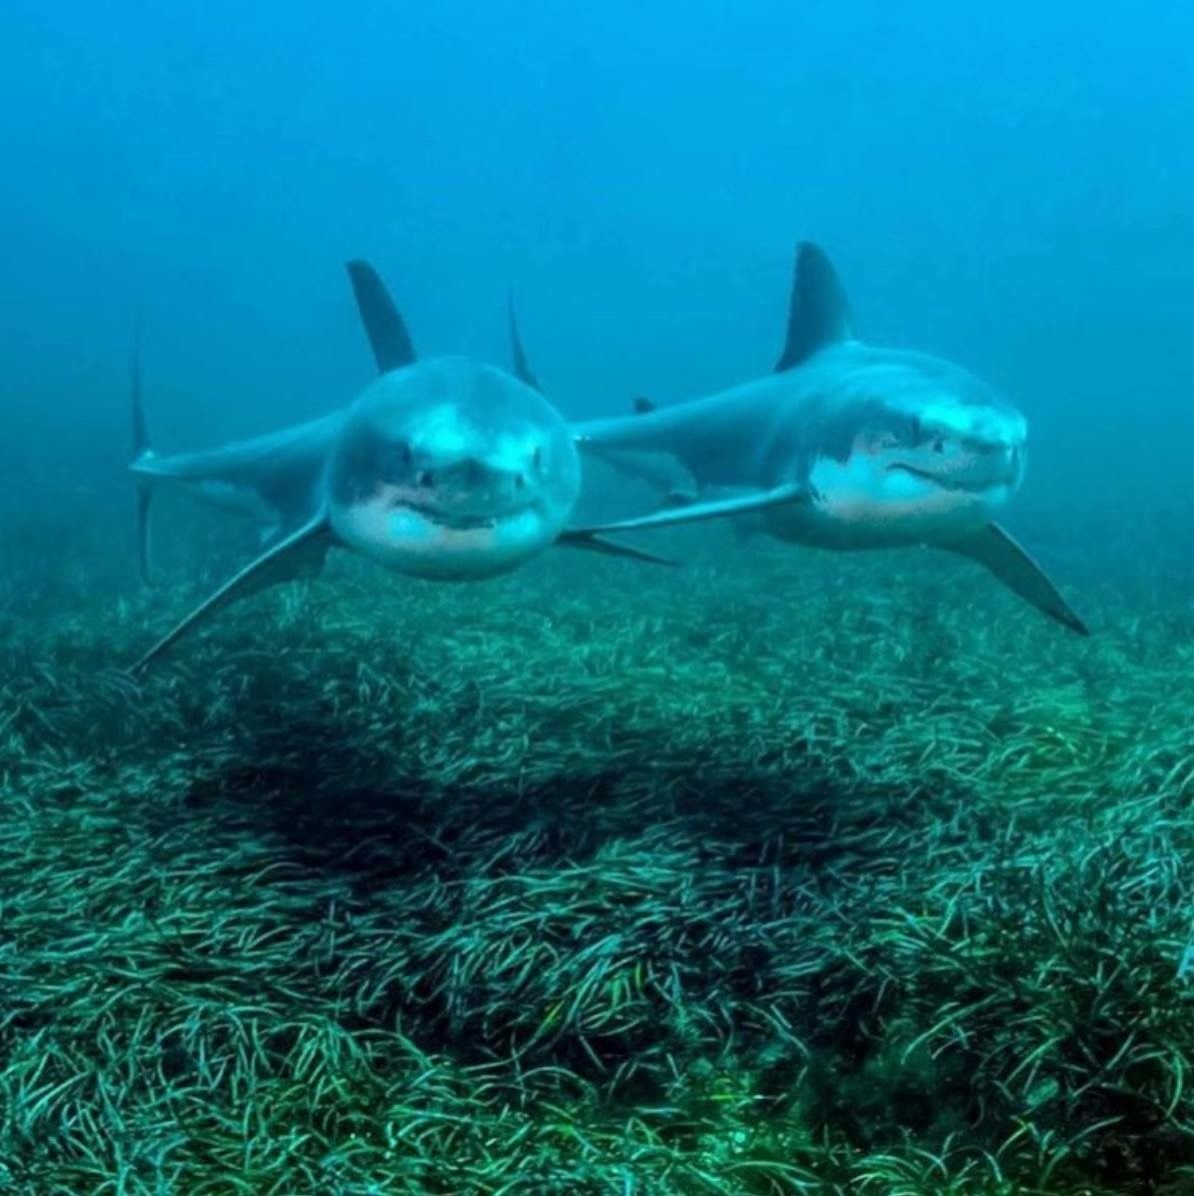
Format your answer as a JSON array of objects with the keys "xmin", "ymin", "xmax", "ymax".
[
  {"xmin": 128, "ymin": 260, "xmax": 668, "ymax": 672},
  {"xmin": 566, "ymin": 241, "xmax": 1089, "ymax": 635}
]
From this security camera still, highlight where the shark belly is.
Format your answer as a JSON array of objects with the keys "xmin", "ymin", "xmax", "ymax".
[{"xmin": 762, "ymin": 501, "xmax": 982, "ymax": 550}]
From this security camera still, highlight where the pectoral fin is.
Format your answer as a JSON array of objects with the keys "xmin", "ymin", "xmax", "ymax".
[
  {"xmin": 565, "ymin": 482, "xmax": 809, "ymax": 537},
  {"xmin": 130, "ymin": 517, "xmax": 336, "ymax": 673},
  {"xmin": 940, "ymin": 523, "xmax": 1089, "ymax": 636},
  {"xmin": 554, "ymin": 531, "xmax": 678, "ymax": 567}
]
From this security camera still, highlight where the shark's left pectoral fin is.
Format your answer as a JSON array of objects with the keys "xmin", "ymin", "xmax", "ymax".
[
  {"xmin": 130, "ymin": 517, "xmax": 336, "ymax": 673},
  {"xmin": 939, "ymin": 523, "xmax": 1089, "ymax": 636},
  {"xmin": 564, "ymin": 482, "xmax": 810, "ymax": 538},
  {"xmin": 554, "ymin": 531, "xmax": 678, "ymax": 567}
]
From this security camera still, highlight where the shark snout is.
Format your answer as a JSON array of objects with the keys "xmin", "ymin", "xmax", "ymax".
[
  {"xmin": 1007, "ymin": 442, "xmax": 1025, "ymax": 485},
  {"xmin": 461, "ymin": 456, "xmax": 531, "ymax": 492},
  {"xmin": 978, "ymin": 439, "xmax": 1024, "ymax": 489},
  {"xmin": 887, "ymin": 437, "xmax": 1024, "ymax": 494},
  {"xmin": 408, "ymin": 455, "xmax": 539, "ymax": 519}
]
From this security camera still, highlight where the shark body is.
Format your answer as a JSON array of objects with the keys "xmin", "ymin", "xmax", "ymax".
[
  {"xmin": 128, "ymin": 262, "xmax": 666, "ymax": 671},
  {"xmin": 569, "ymin": 242, "xmax": 1088, "ymax": 635}
]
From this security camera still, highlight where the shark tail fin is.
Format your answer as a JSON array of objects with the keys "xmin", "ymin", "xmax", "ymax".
[{"xmin": 130, "ymin": 315, "xmax": 154, "ymax": 585}]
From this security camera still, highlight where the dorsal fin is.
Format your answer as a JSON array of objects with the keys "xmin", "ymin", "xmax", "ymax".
[
  {"xmin": 774, "ymin": 241, "xmax": 853, "ymax": 372},
  {"xmin": 345, "ymin": 260, "xmax": 417, "ymax": 374},
  {"xmin": 507, "ymin": 292, "xmax": 541, "ymax": 391}
]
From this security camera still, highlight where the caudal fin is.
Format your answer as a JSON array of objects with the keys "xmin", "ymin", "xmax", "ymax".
[
  {"xmin": 131, "ymin": 315, "xmax": 150, "ymax": 459},
  {"xmin": 130, "ymin": 317, "xmax": 153, "ymax": 584}
]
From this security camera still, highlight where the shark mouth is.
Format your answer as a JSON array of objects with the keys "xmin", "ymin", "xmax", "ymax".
[
  {"xmin": 886, "ymin": 463, "xmax": 1008, "ymax": 494},
  {"xmin": 394, "ymin": 500, "xmax": 535, "ymax": 531}
]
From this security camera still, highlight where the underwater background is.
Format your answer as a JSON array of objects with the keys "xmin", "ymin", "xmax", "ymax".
[{"xmin": 1, "ymin": 1, "xmax": 1192, "ymax": 1192}]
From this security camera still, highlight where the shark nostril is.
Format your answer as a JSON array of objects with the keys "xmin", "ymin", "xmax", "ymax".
[
  {"xmin": 515, "ymin": 473, "xmax": 526, "ymax": 490},
  {"xmin": 531, "ymin": 447, "xmax": 542, "ymax": 471},
  {"xmin": 417, "ymin": 470, "xmax": 434, "ymax": 489}
]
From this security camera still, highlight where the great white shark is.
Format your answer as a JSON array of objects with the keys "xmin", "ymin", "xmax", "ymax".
[
  {"xmin": 128, "ymin": 261, "xmax": 668, "ymax": 672},
  {"xmin": 566, "ymin": 242, "xmax": 1089, "ymax": 635}
]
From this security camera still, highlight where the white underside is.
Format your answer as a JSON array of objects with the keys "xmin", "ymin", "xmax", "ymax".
[
  {"xmin": 332, "ymin": 500, "xmax": 556, "ymax": 579},
  {"xmin": 770, "ymin": 456, "xmax": 1011, "ymax": 549}
]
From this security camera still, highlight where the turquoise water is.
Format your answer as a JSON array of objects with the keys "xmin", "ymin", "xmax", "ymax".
[{"xmin": 1, "ymin": 3, "xmax": 1192, "ymax": 1191}]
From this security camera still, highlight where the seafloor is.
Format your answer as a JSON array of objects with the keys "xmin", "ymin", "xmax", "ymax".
[{"xmin": 1, "ymin": 497, "xmax": 1191, "ymax": 1195}]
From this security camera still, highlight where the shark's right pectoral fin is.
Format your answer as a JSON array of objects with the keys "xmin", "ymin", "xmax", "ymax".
[
  {"xmin": 129, "ymin": 516, "xmax": 336, "ymax": 674},
  {"xmin": 939, "ymin": 522, "xmax": 1089, "ymax": 636}
]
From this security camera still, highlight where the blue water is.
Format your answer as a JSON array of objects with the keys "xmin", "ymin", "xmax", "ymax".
[
  {"xmin": 1, "ymin": 0, "xmax": 1192, "ymax": 536},
  {"xmin": 2, "ymin": 8, "xmax": 1193, "ymax": 1191}
]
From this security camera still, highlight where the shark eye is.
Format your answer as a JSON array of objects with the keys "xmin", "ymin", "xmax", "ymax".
[{"xmin": 931, "ymin": 438, "xmax": 945, "ymax": 454}]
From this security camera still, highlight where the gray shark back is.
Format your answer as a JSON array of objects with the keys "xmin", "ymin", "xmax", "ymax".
[
  {"xmin": 576, "ymin": 340, "xmax": 1020, "ymax": 493},
  {"xmin": 131, "ymin": 412, "xmax": 344, "ymax": 528}
]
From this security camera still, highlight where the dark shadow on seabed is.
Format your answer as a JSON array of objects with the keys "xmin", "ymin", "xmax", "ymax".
[
  {"xmin": 1, "ymin": 506, "xmax": 1193, "ymax": 1192},
  {"xmin": 178, "ymin": 709, "xmax": 963, "ymax": 889}
]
